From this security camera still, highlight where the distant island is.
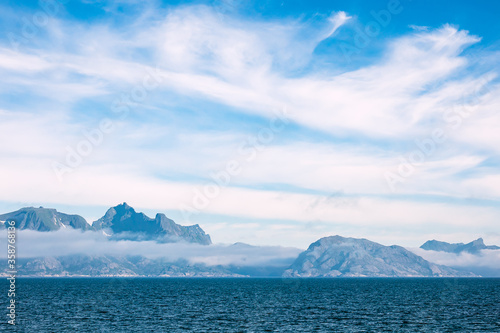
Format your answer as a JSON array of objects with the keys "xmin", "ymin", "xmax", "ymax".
[
  {"xmin": 0, "ymin": 203, "xmax": 211, "ymax": 245},
  {"xmin": 1, "ymin": 204, "xmax": 498, "ymax": 278},
  {"xmin": 420, "ymin": 238, "xmax": 500, "ymax": 254}
]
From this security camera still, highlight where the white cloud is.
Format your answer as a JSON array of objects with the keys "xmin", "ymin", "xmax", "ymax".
[
  {"xmin": 0, "ymin": 229, "xmax": 302, "ymax": 266},
  {"xmin": 326, "ymin": 11, "xmax": 351, "ymax": 38},
  {"xmin": 0, "ymin": 160, "xmax": 499, "ymax": 246},
  {"xmin": 0, "ymin": 4, "xmax": 499, "ymax": 248},
  {"xmin": 410, "ymin": 248, "xmax": 500, "ymax": 270},
  {"xmin": 1, "ymin": 11, "xmax": 494, "ymax": 142},
  {"xmin": 0, "ymin": 48, "xmax": 53, "ymax": 72}
]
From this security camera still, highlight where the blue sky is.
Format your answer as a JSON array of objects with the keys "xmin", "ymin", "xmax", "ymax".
[{"xmin": 0, "ymin": 0, "xmax": 499, "ymax": 248}]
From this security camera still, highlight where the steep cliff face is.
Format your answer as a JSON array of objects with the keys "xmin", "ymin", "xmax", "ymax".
[
  {"xmin": 0, "ymin": 203, "xmax": 211, "ymax": 245},
  {"xmin": 93, "ymin": 203, "xmax": 212, "ymax": 245}
]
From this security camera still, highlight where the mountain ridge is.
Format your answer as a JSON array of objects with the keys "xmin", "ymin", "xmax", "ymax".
[
  {"xmin": 92, "ymin": 203, "xmax": 211, "ymax": 245},
  {"xmin": 420, "ymin": 238, "xmax": 500, "ymax": 254},
  {"xmin": 283, "ymin": 235, "xmax": 476, "ymax": 277},
  {"xmin": 0, "ymin": 203, "xmax": 212, "ymax": 245},
  {"xmin": 0, "ymin": 207, "xmax": 92, "ymax": 231},
  {"xmin": 0, "ymin": 205, "xmax": 494, "ymax": 277},
  {"xmin": 0, "ymin": 254, "xmax": 244, "ymax": 277}
]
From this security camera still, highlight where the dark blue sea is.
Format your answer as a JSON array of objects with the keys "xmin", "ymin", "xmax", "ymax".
[{"xmin": 1, "ymin": 278, "xmax": 499, "ymax": 332}]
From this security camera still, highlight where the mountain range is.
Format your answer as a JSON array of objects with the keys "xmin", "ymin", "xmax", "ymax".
[
  {"xmin": 420, "ymin": 238, "xmax": 500, "ymax": 254},
  {"xmin": 283, "ymin": 236, "xmax": 474, "ymax": 277},
  {"xmin": 417, "ymin": 238, "xmax": 500, "ymax": 277},
  {"xmin": 0, "ymin": 207, "xmax": 92, "ymax": 231},
  {"xmin": 0, "ymin": 203, "xmax": 211, "ymax": 245},
  {"xmin": 1, "ymin": 204, "xmax": 498, "ymax": 277},
  {"xmin": 12, "ymin": 255, "xmax": 243, "ymax": 277},
  {"xmin": 93, "ymin": 203, "xmax": 211, "ymax": 244}
]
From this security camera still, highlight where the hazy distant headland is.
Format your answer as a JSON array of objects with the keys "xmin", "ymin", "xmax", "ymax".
[{"xmin": 1, "ymin": 204, "xmax": 498, "ymax": 278}]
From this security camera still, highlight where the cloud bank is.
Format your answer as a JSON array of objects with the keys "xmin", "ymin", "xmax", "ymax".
[
  {"xmin": 409, "ymin": 247, "xmax": 500, "ymax": 276},
  {"xmin": 0, "ymin": 229, "xmax": 302, "ymax": 267}
]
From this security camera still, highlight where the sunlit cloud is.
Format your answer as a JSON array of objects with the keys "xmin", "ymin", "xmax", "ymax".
[{"xmin": 0, "ymin": 2, "xmax": 499, "ymax": 248}]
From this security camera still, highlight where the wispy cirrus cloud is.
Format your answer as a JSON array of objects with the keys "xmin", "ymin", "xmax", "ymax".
[{"xmin": 0, "ymin": 2, "xmax": 499, "ymax": 247}]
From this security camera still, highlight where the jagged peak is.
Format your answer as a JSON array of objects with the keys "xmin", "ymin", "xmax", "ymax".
[
  {"xmin": 107, "ymin": 202, "xmax": 136, "ymax": 216},
  {"xmin": 472, "ymin": 238, "xmax": 485, "ymax": 245},
  {"xmin": 92, "ymin": 205, "xmax": 212, "ymax": 245},
  {"xmin": 115, "ymin": 202, "xmax": 134, "ymax": 210}
]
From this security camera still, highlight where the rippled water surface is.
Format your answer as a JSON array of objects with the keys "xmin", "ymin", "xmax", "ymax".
[{"xmin": 1, "ymin": 278, "xmax": 499, "ymax": 332}]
